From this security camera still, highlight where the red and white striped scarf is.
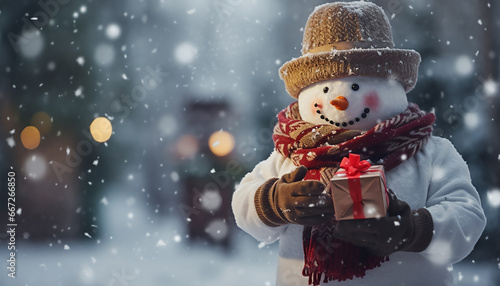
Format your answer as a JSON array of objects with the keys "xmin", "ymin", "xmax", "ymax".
[{"xmin": 272, "ymin": 102, "xmax": 435, "ymax": 285}]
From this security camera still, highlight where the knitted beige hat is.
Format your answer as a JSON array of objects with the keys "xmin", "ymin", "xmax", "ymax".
[{"xmin": 279, "ymin": 1, "xmax": 421, "ymax": 99}]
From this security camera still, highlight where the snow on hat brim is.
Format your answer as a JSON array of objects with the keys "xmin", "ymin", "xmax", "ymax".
[{"xmin": 279, "ymin": 48, "xmax": 421, "ymax": 99}]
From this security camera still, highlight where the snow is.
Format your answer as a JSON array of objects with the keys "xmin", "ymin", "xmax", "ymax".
[
  {"xmin": 101, "ymin": 197, "xmax": 109, "ymax": 206},
  {"xmin": 94, "ymin": 44, "xmax": 115, "ymax": 66},
  {"xmin": 75, "ymin": 86, "xmax": 84, "ymax": 97},
  {"xmin": 6, "ymin": 136, "xmax": 15, "ymax": 148},
  {"xmin": 464, "ymin": 112, "xmax": 480, "ymax": 129},
  {"xmin": 158, "ymin": 115, "xmax": 178, "ymax": 137},
  {"xmin": 106, "ymin": 23, "xmax": 122, "ymax": 40},
  {"xmin": 170, "ymin": 171, "xmax": 180, "ymax": 182},
  {"xmin": 486, "ymin": 189, "xmax": 500, "ymax": 208},
  {"xmin": 483, "ymin": 79, "xmax": 498, "ymax": 97},
  {"xmin": 156, "ymin": 239, "xmax": 167, "ymax": 247},
  {"xmin": 19, "ymin": 30, "xmax": 44, "ymax": 59},
  {"xmin": 24, "ymin": 154, "xmax": 47, "ymax": 179},
  {"xmin": 454, "ymin": 55, "xmax": 474, "ymax": 76},
  {"xmin": 431, "ymin": 166, "xmax": 445, "ymax": 181},
  {"xmin": 174, "ymin": 42, "xmax": 198, "ymax": 64},
  {"xmin": 3, "ymin": 189, "xmax": 494, "ymax": 285},
  {"xmin": 426, "ymin": 239, "xmax": 453, "ymax": 265},
  {"xmin": 313, "ymin": 1, "xmax": 369, "ymax": 17},
  {"xmin": 0, "ymin": 187, "xmax": 280, "ymax": 285}
]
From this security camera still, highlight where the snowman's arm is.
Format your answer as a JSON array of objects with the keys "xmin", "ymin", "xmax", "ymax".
[
  {"xmin": 420, "ymin": 137, "xmax": 486, "ymax": 264},
  {"xmin": 232, "ymin": 150, "xmax": 294, "ymax": 244}
]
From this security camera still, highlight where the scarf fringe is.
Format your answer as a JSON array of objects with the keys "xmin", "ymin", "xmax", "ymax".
[{"xmin": 302, "ymin": 226, "xmax": 388, "ymax": 285}]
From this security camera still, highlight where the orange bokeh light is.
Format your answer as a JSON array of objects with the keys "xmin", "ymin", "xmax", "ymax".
[
  {"xmin": 208, "ymin": 130, "xmax": 235, "ymax": 157},
  {"xmin": 20, "ymin": 126, "xmax": 41, "ymax": 149}
]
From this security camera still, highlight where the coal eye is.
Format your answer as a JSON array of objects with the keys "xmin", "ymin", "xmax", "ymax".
[
  {"xmin": 351, "ymin": 83, "xmax": 360, "ymax": 91},
  {"xmin": 323, "ymin": 86, "xmax": 329, "ymax": 93}
]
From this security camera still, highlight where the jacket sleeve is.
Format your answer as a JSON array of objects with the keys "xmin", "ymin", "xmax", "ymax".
[
  {"xmin": 232, "ymin": 151, "xmax": 292, "ymax": 244},
  {"xmin": 420, "ymin": 137, "xmax": 486, "ymax": 264}
]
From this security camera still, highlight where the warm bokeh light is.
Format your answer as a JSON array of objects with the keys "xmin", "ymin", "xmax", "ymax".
[
  {"xmin": 90, "ymin": 117, "xmax": 113, "ymax": 143},
  {"xmin": 31, "ymin": 111, "xmax": 52, "ymax": 135},
  {"xmin": 20, "ymin": 126, "xmax": 41, "ymax": 149},
  {"xmin": 208, "ymin": 130, "xmax": 235, "ymax": 157},
  {"xmin": 175, "ymin": 134, "xmax": 199, "ymax": 158}
]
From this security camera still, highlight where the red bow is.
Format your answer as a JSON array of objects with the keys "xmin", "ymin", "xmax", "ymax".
[{"xmin": 340, "ymin": 154, "xmax": 371, "ymax": 176}]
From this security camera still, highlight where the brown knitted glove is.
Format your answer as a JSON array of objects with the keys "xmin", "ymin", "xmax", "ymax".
[
  {"xmin": 332, "ymin": 189, "xmax": 434, "ymax": 256},
  {"xmin": 254, "ymin": 166, "xmax": 335, "ymax": 227}
]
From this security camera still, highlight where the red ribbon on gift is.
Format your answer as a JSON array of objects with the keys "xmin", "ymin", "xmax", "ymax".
[
  {"xmin": 339, "ymin": 154, "xmax": 371, "ymax": 219},
  {"xmin": 340, "ymin": 154, "xmax": 371, "ymax": 176}
]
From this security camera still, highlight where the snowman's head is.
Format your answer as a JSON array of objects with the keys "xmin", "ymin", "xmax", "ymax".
[{"xmin": 298, "ymin": 76, "xmax": 408, "ymax": 130}]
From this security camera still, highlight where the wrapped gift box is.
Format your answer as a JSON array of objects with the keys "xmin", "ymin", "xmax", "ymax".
[{"xmin": 330, "ymin": 154, "xmax": 388, "ymax": 220}]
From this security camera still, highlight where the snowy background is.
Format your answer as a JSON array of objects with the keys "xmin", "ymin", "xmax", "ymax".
[{"xmin": 0, "ymin": 0, "xmax": 499, "ymax": 285}]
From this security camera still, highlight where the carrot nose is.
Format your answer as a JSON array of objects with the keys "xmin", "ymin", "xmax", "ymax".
[{"xmin": 330, "ymin": 96, "xmax": 348, "ymax": 110}]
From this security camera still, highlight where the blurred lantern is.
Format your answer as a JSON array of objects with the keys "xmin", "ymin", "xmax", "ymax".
[
  {"xmin": 90, "ymin": 117, "xmax": 113, "ymax": 142},
  {"xmin": 30, "ymin": 111, "xmax": 52, "ymax": 135},
  {"xmin": 208, "ymin": 130, "xmax": 235, "ymax": 157},
  {"xmin": 20, "ymin": 126, "xmax": 41, "ymax": 149},
  {"xmin": 175, "ymin": 134, "xmax": 200, "ymax": 158}
]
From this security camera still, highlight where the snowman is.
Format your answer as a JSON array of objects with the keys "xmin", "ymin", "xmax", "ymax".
[
  {"xmin": 297, "ymin": 76, "xmax": 408, "ymax": 130},
  {"xmin": 232, "ymin": 2, "xmax": 485, "ymax": 286}
]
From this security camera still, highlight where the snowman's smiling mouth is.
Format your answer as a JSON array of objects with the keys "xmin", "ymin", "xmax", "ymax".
[{"xmin": 314, "ymin": 103, "xmax": 370, "ymax": 127}]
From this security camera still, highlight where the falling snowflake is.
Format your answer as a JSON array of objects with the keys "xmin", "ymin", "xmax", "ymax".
[
  {"xmin": 6, "ymin": 137, "xmax": 15, "ymax": 148},
  {"xmin": 105, "ymin": 23, "xmax": 121, "ymax": 40},
  {"xmin": 464, "ymin": 112, "xmax": 480, "ymax": 129},
  {"xmin": 156, "ymin": 240, "xmax": 167, "ymax": 247},
  {"xmin": 432, "ymin": 166, "xmax": 446, "ymax": 181},
  {"xmin": 100, "ymin": 197, "xmax": 109, "ymax": 206},
  {"xmin": 170, "ymin": 172, "xmax": 180, "ymax": 182},
  {"xmin": 483, "ymin": 79, "xmax": 498, "ymax": 97},
  {"xmin": 75, "ymin": 86, "xmax": 84, "ymax": 97},
  {"xmin": 76, "ymin": 56, "xmax": 85, "ymax": 66},
  {"xmin": 487, "ymin": 189, "xmax": 500, "ymax": 208}
]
